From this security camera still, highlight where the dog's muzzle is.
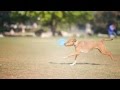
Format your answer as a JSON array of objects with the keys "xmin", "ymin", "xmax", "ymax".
[{"xmin": 64, "ymin": 42, "xmax": 74, "ymax": 46}]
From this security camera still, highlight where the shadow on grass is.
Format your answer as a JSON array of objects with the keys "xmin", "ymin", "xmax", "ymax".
[{"xmin": 49, "ymin": 62, "xmax": 107, "ymax": 65}]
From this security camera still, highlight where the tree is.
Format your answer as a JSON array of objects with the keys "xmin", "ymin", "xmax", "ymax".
[
  {"xmin": 8, "ymin": 11, "xmax": 94, "ymax": 36},
  {"xmin": 38, "ymin": 11, "xmax": 94, "ymax": 36},
  {"xmin": 0, "ymin": 11, "xmax": 11, "ymax": 32},
  {"xmin": 62, "ymin": 11, "xmax": 94, "ymax": 31}
]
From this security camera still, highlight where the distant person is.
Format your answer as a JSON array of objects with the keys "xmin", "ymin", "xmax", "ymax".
[
  {"xmin": 85, "ymin": 23, "xmax": 93, "ymax": 36},
  {"xmin": 107, "ymin": 23, "xmax": 117, "ymax": 38}
]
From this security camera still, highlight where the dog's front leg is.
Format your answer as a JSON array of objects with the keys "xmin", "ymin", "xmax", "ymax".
[
  {"xmin": 70, "ymin": 60, "xmax": 77, "ymax": 66},
  {"xmin": 63, "ymin": 52, "xmax": 79, "ymax": 66},
  {"xmin": 70, "ymin": 54, "xmax": 79, "ymax": 66},
  {"xmin": 63, "ymin": 52, "xmax": 79, "ymax": 59}
]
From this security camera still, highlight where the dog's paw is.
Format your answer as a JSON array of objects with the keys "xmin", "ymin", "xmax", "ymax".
[
  {"xmin": 70, "ymin": 61, "xmax": 76, "ymax": 66},
  {"xmin": 70, "ymin": 63, "xmax": 75, "ymax": 66}
]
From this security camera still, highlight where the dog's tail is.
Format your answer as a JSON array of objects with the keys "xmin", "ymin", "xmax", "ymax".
[{"xmin": 101, "ymin": 38, "xmax": 113, "ymax": 42}]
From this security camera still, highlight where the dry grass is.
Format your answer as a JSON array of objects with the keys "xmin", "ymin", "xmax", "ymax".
[{"xmin": 0, "ymin": 37, "xmax": 120, "ymax": 79}]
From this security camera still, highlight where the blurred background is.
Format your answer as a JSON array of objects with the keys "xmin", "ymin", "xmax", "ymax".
[
  {"xmin": 0, "ymin": 11, "xmax": 120, "ymax": 38},
  {"xmin": 1, "ymin": 11, "xmax": 120, "ymax": 79}
]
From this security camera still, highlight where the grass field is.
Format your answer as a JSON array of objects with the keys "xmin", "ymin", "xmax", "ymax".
[{"xmin": 0, "ymin": 37, "xmax": 120, "ymax": 79}]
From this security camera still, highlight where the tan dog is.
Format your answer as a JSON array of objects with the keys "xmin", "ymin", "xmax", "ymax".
[{"xmin": 64, "ymin": 37, "xmax": 113, "ymax": 66}]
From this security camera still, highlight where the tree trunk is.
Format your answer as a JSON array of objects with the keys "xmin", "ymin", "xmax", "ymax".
[{"xmin": 51, "ymin": 19, "xmax": 57, "ymax": 36}]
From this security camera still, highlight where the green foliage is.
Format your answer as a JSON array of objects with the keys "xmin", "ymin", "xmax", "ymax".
[
  {"xmin": 0, "ymin": 11, "xmax": 10, "ymax": 24},
  {"xmin": 0, "ymin": 11, "xmax": 94, "ymax": 33},
  {"xmin": 8, "ymin": 11, "xmax": 94, "ymax": 25}
]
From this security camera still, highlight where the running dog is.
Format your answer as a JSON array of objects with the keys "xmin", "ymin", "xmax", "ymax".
[{"xmin": 64, "ymin": 37, "xmax": 113, "ymax": 66}]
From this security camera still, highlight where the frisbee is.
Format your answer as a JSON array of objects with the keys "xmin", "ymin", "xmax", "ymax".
[{"xmin": 57, "ymin": 38, "xmax": 66, "ymax": 46}]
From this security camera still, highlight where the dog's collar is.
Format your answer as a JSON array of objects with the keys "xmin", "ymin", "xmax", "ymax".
[{"xmin": 74, "ymin": 40, "xmax": 79, "ymax": 47}]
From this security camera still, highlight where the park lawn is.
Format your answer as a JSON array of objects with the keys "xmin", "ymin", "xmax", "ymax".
[{"xmin": 0, "ymin": 37, "xmax": 120, "ymax": 79}]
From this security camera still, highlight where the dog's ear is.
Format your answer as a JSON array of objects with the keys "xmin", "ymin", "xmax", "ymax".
[{"xmin": 70, "ymin": 36, "xmax": 76, "ymax": 42}]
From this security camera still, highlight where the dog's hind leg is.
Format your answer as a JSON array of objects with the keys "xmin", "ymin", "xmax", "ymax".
[
  {"xmin": 97, "ymin": 46, "xmax": 114, "ymax": 60},
  {"xmin": 103, "ymin": 50, "xmax": 113, "ymax": 60}
]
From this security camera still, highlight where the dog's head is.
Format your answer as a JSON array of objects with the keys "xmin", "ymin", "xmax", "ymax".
[{"xmin": 64, "ymin": 37, "xmax": 77, "ymax": 46}]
